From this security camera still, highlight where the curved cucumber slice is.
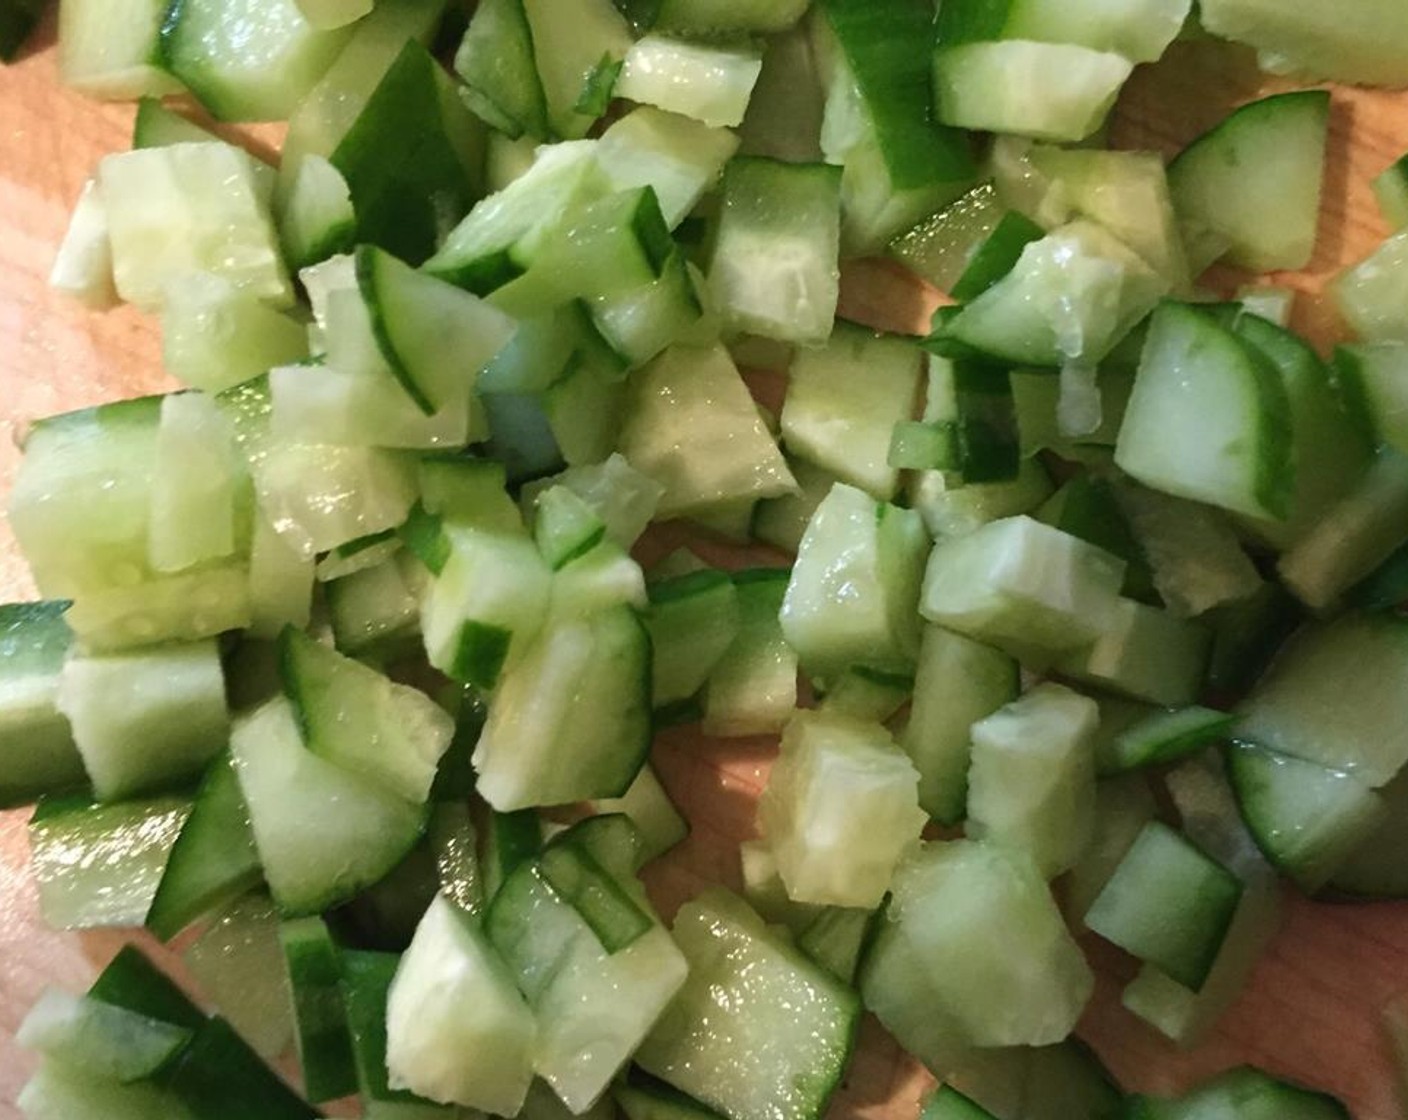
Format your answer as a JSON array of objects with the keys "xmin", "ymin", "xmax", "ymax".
[
  {"xmin": 230, "ymin": 696, "xmax": 426, "ymax": 916},
  {"xmin": 1168, "ymin": 91, "xmax": 1329, "ymax": 273}
]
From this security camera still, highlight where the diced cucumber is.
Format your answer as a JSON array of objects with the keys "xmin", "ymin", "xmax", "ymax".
[
  {"xmin": 966, "ymin": 683, "xmax": 1098, "ymax": 879},
  {"xmin": 1228, "ymin": 741, "xmax": 1386, "ymax": 892},
  {"xmin": 1086, "ymin": 820, "xmax": 1242, "ymax": 990},
  {"xmin": 146, "ymin": 753, "xmax": 262, "ymax": 941},
  {"xmin": 909, "ymin": 458, "xmax": 1055, "ymax": 541},
  {"xmin": 18, "ymin": 987, "xmax": 192, "ymax": 1082},
  {"xmin": 1056, "ymin": 599, "xmax": 1210, "ymax": 708},
  {"xmin": 1097, "ymin": 707, "xmax": 1234, "ymax": 776},
  {"xmin": 620, "ymin": 344, "xmax": 796, "ymax": 518},
  {"xmin": 938, "ymin": 0, "xmax": 1189, "ymax": 63},
  {"xmin": 161, "ymin": 275, "xmax": 308, "ymax": 395},
  {"xmin": 455, "ymin": 0, "xmax": 548, "ymax": 139},
  {"xmin": 647, "ymin": 570, "xmax": 741, "ymax": 707},
  {"xmin": 923, "ymin": 1087, "xmax": 995, "ymax": 1120},
  {"xmin": 147, "ymin": 392, "xmax": 242, "ymax": 576},
  {"xmin": 315, "ymin": 531, "xmax": 401, "ymax": 584},
  {"xmin": 279, "ymin": 628, "xmax": 454, "ymax": 804},
  {"xmin": 919, "ymin": 515, "xmax": 1126, "ymax": 665},
  {"xmin": 161, "ymin": 0, "xmax": 353, "ymax": 121},
  {"xmin": 386, "ymin": 895, "xmax": 536, "ymax": 1114},
  {"xmin": 421, "ymin": 527, "xmax": 551, "ymax": 689},
  {"xmin": 781, "ymin": 483, "xmax": 929, "ymax": 683},
  {"xmin": 888, "ymin": 181, "xmax": 1006, "ymax": 294},
  {"xmin": 655, "ymin": 0, "xmax": 807, "ymax": 32},
  {"xmin": 1036, "ymin": 477, "xmax": 1155, "ymax": 603},
  {"xmin": 1237, "ymin": 613, "xmax": 1408, "ymax": 787},
  {"xmin": 49, "ymin": 179, "xmax": 118, "ymax": 310},
  {"xmin": 760, "ymin": 711, "xmax": 926, "ymax": 908},
  {"xmin": 616, "ymin": 1068, "xmax": 730, "ymax": 1120},
  {"xmin": 248, "ymin": 511, "xmax": 316, "ymax": 640},
  {"xmin": 703, "ymin": 569, "xmax": 798, "ymax": 738},
  {"xmin": 17, "ymin": 1062, "xmax": 193, "ymax": 1120},
  {"xmin": 780, "ymin": 323, "xmax": 923, "ymax": 501},
  {"xmin": 295, "ymin": 0, "xmax": 370, "ymax": 29},
  {"xmin": 275, "ymin": 155, "xmax": 356, "ymax": 271},
  {"xmin": 279, "ymin": 916, "xmax": 357, "ymax": 1102},
  {"xmin": 817, "ymin": 666, "xmax": 911, "ymax": 722},
  {"xmin": 533, "ymin": 485, "xmax": 608, "ymax": 571},
  {"xmin": 182, "ymin": 892, "xmax": 294, "ymax": 1061},
  {"xmin": 29, "ymin": 790, "xmax": 190, "ymax": 929},
  {"xmin": 637, "ymin": 889, "xmax": 859, "ymax": 1120},
  {"xmin": 1328, "ymin": 765, "xmax": 1408, "ymax": 898},
  {"xmin": 1374, "ymin": 155, "xmax": 1408, "ymax": 230},
  {"xmin": 946, "ymin": 1039, "xmax": 1125, "ymax": 1120},
  {"xmin": 329, "ymin": 43, "xmax": 486, "ymax": 267},
  {"xmin": 589, "ymin": 764, "xmax": 689, "ymax": 865},
  {"xmin": 932, "ymin": 42, "xmax": 1131, "ymax": 144},
  {"xmin": 599, "ymin": 107, "xmax": 740, "ymax": 230},
  {"xmin": 0, "ymin": 602, "xmax": 85, "ymax": 809},
  {"xmin": 1337, "ymin": 342, "xmax": 1408, "ymax": 456},
  {"xmin": 1168, "ymin": 91, "xmax": 1329, "ymax": 273},
  {"xmin": 97, "ymin": 143, "xmax": 291, "ymax": 311},
  {"xmin": 708, "ymin": 158, "xmax": 842, "ymax": 346},
  {"xmin": 473, "ymin": 606, "xmax": 651, "ymax": 810},
  {"xmin": 738, "ymin": 838, "xmax": 819, "ymax": 934},
  {"xmin": 1335, "ymin": 228, "xmax": 1408, "ymax": 342},
  {"xmin": 487, "ymin": 833, "xmax": 688, "ymax": 1111},
  {"xmin": 616, "ymin": 35, "xmax": 762, "ymax": 129},
  {"xmin": 522, "ymin": 0, "xmax": 633, "ymax": 138},
  {"xmin": 1116, "ymin": 302, "xmax": 1292, "ymax": 522},
  {"xmin": 132, "ymin": 99, "xmax": 218, "ymax": 147},
  {"xmin": 738, "ymin": 22, "xmax": 824, "ymax": 164},
  {"xmin": 57, "ymin": 0, "xmax": 180, "ymax": 99},
  {"xmin": 1197, "ymin": 0, "xmax": 1408, "ymax": 87},
  {"xmin": 230, "ymin": 696, "xmax": 426, "ymax": 915},
  {"xmin": 1066, "ymin": 774, "xmax": 1158, "ymax": 923},
  {"xmin": 933, "ymin": 221, "xmax": 1168, "ymax": 368},
  {"xmin": 1126, "ymin": 1066, "xmax": 1349, "ymax": 1120},
  {"xmin": 860, "ymin": 840, "xmax": 1093, "ymax": 1059},
  {"xmin": 57, "ymin": 639, "xmax": 228, "ymax": 802}
]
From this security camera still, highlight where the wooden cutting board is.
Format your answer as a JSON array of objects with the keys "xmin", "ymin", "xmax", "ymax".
[{"xmin": 1, "ymin": 16, "xmax": 1407, "ymax": 1119}]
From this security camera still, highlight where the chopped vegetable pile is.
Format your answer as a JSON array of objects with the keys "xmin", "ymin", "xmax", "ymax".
[{"xmin": 4, "ymin": 0, "xmax": 1408, "ymax": 1117}]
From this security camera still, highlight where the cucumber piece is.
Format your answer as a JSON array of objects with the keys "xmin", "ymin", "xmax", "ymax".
[
  {"xmin": 1127, "ymin": 1066, "xmax": 1348, "ymax": 1120},
  {"xmin": 781, "ymin": 483, "xmax": 929, "ymax": 682},
  {"xmin": 279, "ymin": 628, "xmax": 454, "ymax": 804},
  {"xmin": 230, "ymin": 696, "xmax": 426, "ymax": 916},
  {"xmin": 57, "ymin": 640, "xmax": 229, "ymax": 802},
  {"xmin": 161, "ymin": 0, "xmax": 352, "ymax": 121},
  {"xmin": 1198, "ymin": 0, "xmax": 1408, "ymax": 87},
  {"xmin": 132, "ymin": 99, "xmax": 218, "ymax": 147},
  {"xmin": 909, "ymin": 458, "xmax": 1054, "ymax": 541},
  {"xmin": 937, "ymin": 0, "xmax": 1189, "ymax": 63},
  {"xmin": 1328, "ymin": 765, "xmax": 1408, "ymax": 898},
  {"xmin": 57, "ymin": 0, "xmax": 180, "ymax": 99},
  {"xmin": 280, "ymin": 916, "xmax": 357, "ymax": 1102},
  {"xmin": 598, "ymin": 107, "xmax": 740, "ymax": 230},
  {"xmin": 655, "ymin": 0, "xmax": 807, "ymax": 32},
  {"xmin": 947, "ymin": 210, "xmax": 1047, "ymax": 301},
  {"xmin": 760, "ymin": 711, "xmax": 925, "ymax": 908},
  {"xmin": 487, "ymin": 835, "xmax": 688, "ymax": 1111},
  {"xmin": 1335, "ymin": 228, "xmax": 1408, "ymax": 342},
  {"xmin": 386, "ymin": 895, "xmax": 536, "ymax": 1114},
  {"xmin": 708, "ymin": 158, "xmax": 842, "ymax": 346},
  {"xmin": 860, "ymin": 840, "xmax": 1093, "ymax": 1058},
  {"xmin": 248, "ymin": 511, "xmax": 316, "ymax": 640},
  {"xmin": 161, "ymin": 276, "xmax": 308, "ymax": 395},
  {"xmin": 1098, "ymin": 707, "xmax": 1234, "ymax": 776},
  {"xmin": 888, "ymin": 181, "xmax": 1006, "ymax": 294},
  {"xmin": 18, "ymin": 988, "xmax": 192, "ymax": 1082},
  {"xmin": 616, "ymin": 35, "xmax": 762, "ymax": 128},
  {"xmin": 637, "ymin": 889, "xmax": 859, "ymax": 1120},
  {"xmin": 1237, "ymin": 613, "xmax": 1408, "ymax": 787},
  {"xmin": 795, "ymin": 905, "xmax": 872, "ymax": 985},
  {"xmin": 1228, "ymin": 741, "xmax": 1386, "ymax": 892},
  {"xmin": 588, "ymin": 764, "xmax": 689, "ymax": 865},
  {"xmin": 97, "ymin": 143, "xmax": 291, "ymax": 312},
  {"xmin": 647, "ymin": 570, "xmax": 741, "ymax": 708},
  {"xmin": 1374, "ymin": 154, "xmax": 1408, "ymax": 230},
  {"xmin": 753, "ymin": 458, "xmax": 834, "ymax": 555},
  {"xmin": 620, "ymin": 344, "xmax": 796, "ymax": 518},
  {"xmin": 589, "ymin": 249, "xmax": 709, "ymax": 369},
  {"xmin": 454, "ymin": 0, "xmax": 549, "ymax": 139},
  {"xmin": 933, "ymin": 221, "xmax": 1168, "ymax": 368},
  {"xmin": 18, "ymin": 1062, "xmax": 193, "ymax": 1120},
  {"xmin": 1066, "ymin": 774, "xmax": 1158, "ymax": 923},
  {"xmin": 1036, "ymin": 476, "xmax": 1155, "ymax": 603},
  {"xmin": 1116, "ymin": 302, "xmax": 1292, "ymax": 522},
  {"xmin": 474, "ymin": 606, "xmax": 650, "ymax": 809},
  {"xmin": 146, "ymin": 753, "xmax": 263, "ymax": 941},
  {"xmin": 330, "ymin": 40, "xmax": 486, "ymax": 265},
  {"xmin": 617, "ymin": 1068, "xmax": 730, "ymax": 1120},
  {"xmin": 421, "ymin": 527, "xmax": 552, "ymax": 689},
  {"xmin": 533, "ymin": 485, "xmax": 608, "ymax": 571},
  {"xmin": 147, "ymin": 392, "xmax": 243, "ymax": 575},
  {"xmin": 702, "ymin": 569, "xmax": 798, "ymax": 738},
  {"xmin": 966, "ymin": 684, "xmax": 1098, "ymax": 879},
  {"xmin": 1168, "ymin": 91, "xmax": 1329, "ymax": 273},
  {"xmin": 737, "ymin": 21, "xmax": 824, "ymax": 163},
  {"xmin": 900, "ymin": 625, "xmax": 1018, "ymax": 825},
  {"xmin": 1337, "ymin": 342, "xmax": 1408, "ymax": 455},
  {"xmin": 919, "ymin": 515, "xmax": 1126, "ymax": 665},
  {"xmin": 522, "ymin": 0, "xmax": 632, "ymax": 138},
  {"xmin": 817, "ymin": 665, "xmax": 911, "ymax": 722},
  {"xmin": 780, "ymin": 323, "xmax": 923, "ymax": 501},
  {"xmin": 314, "ymin": 531, "xmax": 401, "ymax": 584},
  {"xmin": 182, "ymin": 892, "xmax": 294, "ymax": 1061},
  {"xmin": 1086, "ymin": 820, "xmax": 1242, "ymax": 990},
  {"xmin": 923, "ymin": 1087, "xmax": 996, "ymax": 1120},
  {"xmin": 0, "ymin": 602, "xmax": 85, "ymax": 809},
  {"xmin": 738, "ymin": 839, "xmax": 819, "ymax": 935},
  {"xmin": 87, "ymin": 943, "xmax": 206, "ymax": 1028},
  {"xmin": 48, "ymin": 179, "xmax": 118, "ymax": 310},
  {"xmin": 1055, "ymin": 599, "xmax": 1211, "ymax": 707},
  {"xmin": 29, "ymin": 790, "xmax": 191, "ymax": 929},
  {"xmin": 296, "ymin": 0, "xmax": 370, "ymax": 29},
  {"xmin": 932, "ymin": 42, "xmax": 1131, "ymax": 144},
  {"xmin": 906, "ymin": 356, "xmax": 1021, "ymax": 484},
  {"xmin": 275, "ymin": 155, "xmax": 356, "ymax": 271},
  {"xmin": 946, "ymin": 1040, "xmax": 1125, "ymax": 1120},
  {"xmin": 326, "ymin": 552, "xmax": 422, "ymax": 656}
]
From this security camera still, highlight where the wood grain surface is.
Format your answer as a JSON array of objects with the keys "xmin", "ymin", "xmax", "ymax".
[{"xmin": 2, "ymin": 18, "xmax": 1407, "ymax": 1119}]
